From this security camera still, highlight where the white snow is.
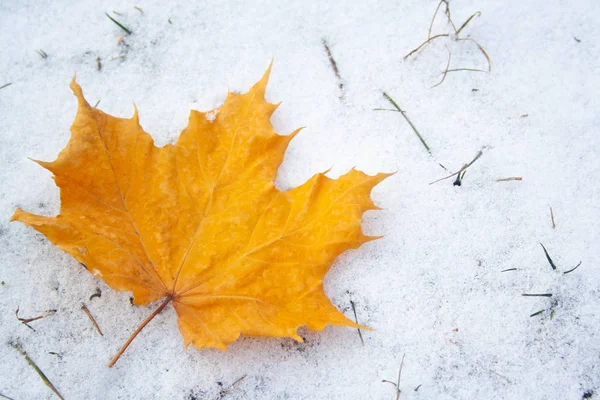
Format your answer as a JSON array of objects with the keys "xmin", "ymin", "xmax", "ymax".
[
  {"xmin": 206, "ymin": 109, "xmax": 219, "ymax": 122},
  {"xmin": 1, "ymin": 0, "xmax": 599, "ymax": 399}
]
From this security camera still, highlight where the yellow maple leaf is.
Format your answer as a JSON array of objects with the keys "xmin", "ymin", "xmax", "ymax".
[{"xmin": 11, "ymin": 64, "xmax": 390, "ymax": 366}]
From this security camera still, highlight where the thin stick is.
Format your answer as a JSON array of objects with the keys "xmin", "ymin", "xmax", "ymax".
[
  {"xmin": 16, "ymin": 307, "xmax": 55, "ymax": 330},
  {"xmin": 446, "ymin": 68, "xmax": 487, "ymax": 73},
  {"xmin": 455, "ymin": 11, "xmax": 481, "ymax": 36},
  {"xmin": 395, "ymin": 353, "xmax": 406, "ymax": 400},
  {"xmin": 81, "ymin": 303, "xmax": 103, "ymax": 336},
  {"xmin": 429, "ymin": 150, "xmax": 483, "ymax": 185},
  {"xmin": 382, "ymin": 92, "xmax": 431, "ymax": 153},
  {"xmin": 108, "ymin": 297, "xmax": 171, "ymax": 367},
  {"xmin": 443, "ymin": 0, "xmax": 457, "ymax": 32},
  {"xmin": 105, "ymin": 13, "xmax": 132, "ymax": 35},
  {"xmin": 12, "ymin": 342, "xmax": 64, "ymax": 400},
  {"xmin": 382, "ymin": 354, "xmax": 406, "ymax": 399},
  {"xmin": 428, "ymin": 0, "xmax": 445, "ymax": 39},
  {"xmin": 530, "ymin": 310, "xmax": 545, "ymax": 317},
  {"xmin": 322, "ymin": 39, "xmax": 344, "ymax": 96},
  {"xmin": 496, "ymin": 177, "xmax": 523, "ymax": 181},
  {"xmin": 550, "ymin": 207, "xmax": 556, "ymax": 229},
  {"xmin": 323, "ymin": 39, "xmax": 341, "ymax": 82},
  {"xmin": 432, "ymin": 46, "xmax": 452, "ymax": 88},
  {"xmin": 456, "ymin": 37, "xmax": 492, "ymax": 71},
  {"xmin": 404, "ymin": 33, "xmax": 449, "ymax": 59},
  {"xmin": 563, "ymin": 261, "xmax": 582, "ymax": 275},
  {"xmin": 540, "ymin": 243, "xmax": 558, "ymax": 270},
  {"xmin": 349, "ymin": 300, "xmax": 365, "ymax": 346},
  {"xmin": 522, "ymin": 293, "xmax": 553, "ymax": 297},
  {"xmin": 211, "ymin": 374, "xmax": 247, "ymax": 400}
]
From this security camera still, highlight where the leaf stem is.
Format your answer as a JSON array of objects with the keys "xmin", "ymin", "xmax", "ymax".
[{"xmin": 108, "ymin": 297, "xmax": 171, "ymax": 367}]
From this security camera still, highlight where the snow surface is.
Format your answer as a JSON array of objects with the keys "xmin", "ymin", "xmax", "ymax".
[{"xmin": 1, "ymin": 0, "xmax": 599, "ymax": 399}]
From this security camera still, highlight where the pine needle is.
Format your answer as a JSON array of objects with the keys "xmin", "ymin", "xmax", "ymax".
[
  {"xmin": 381, "ymin": 92, "xmax": 431, "ymax": 153},
  {"xmin": 105, "ymin": 13, "xmax": 132, "ymax": 35},
  {"xmin": 540, "ymin": 243, "xmax": 558, "ymax": 270},
  {"xmin": 12, "ymin": 342, "xmax": 64, "ymax": 400}
]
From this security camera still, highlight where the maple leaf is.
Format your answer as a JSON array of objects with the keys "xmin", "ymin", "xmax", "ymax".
[{"xmin": 11, "ymin": 64, "xmax": 390, "ymax": 367}]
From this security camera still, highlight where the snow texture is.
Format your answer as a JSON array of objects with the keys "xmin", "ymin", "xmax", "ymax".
[{"xmin": 1, "ymin": 0, "xmax": 599, "ymax": 399}]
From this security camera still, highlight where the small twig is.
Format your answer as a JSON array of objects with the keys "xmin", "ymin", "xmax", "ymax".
[
  {"xmin": 549, "ymin": 207, "xmax": 556, "ymax": 229},
  {"xmin": 443, "ymin": 0, "xmax": 457, "ymax": 32},
  {"xmin": 429, "ymin": 150, "xmax": 483, "ymax": 185},
  {"xmin": 211, "ymin": 374, "xmax": 247, "ymax": 400},
  {"xmin": 0, "ymin": 83, "xmax": 12, "ymax": 90},
  {"xmin": 395, "ymin": 354, "xmax": 406, "ymax": 400},
  {"xmin": 496, "ymin": 177, "xmax": 522, "ymax": 182},
  {"xmin": 456, "ymin": 11, "xmax": 481, "ymax": 36},
  {"xmin": 16, "ymin": 307, "xmax": 56, "ymax": 330},
  {"xmin": 381, "ymin": 92, "xmax": 431, "ymax": 153},
  {"xmin": 563, "ymin": 261, "xmax": 582, "ymax": 275},
  {"xmin": 540, "ymin": 243, "xmax": 558, "ymax": 270},
  {"xmin": 432, "ymin": 46, "xmax": 452, "ymax": 88},
  {"xmin": 382, "ymin": 354, "xmax": 406, "ymax": 400},
  {"xmin": 81, "ymin": 303, "xmax": 103, "ymax": 336},
  {"xmin": 530, "ymin": 310, "xmax": 545, "ymax": 317},
  {"xmin": 105, "ymin": 12, "xmax": 132, "ymax": 35},
  {"xmin": 446, "ymin": 68, "xmax": 487, "ymax": 73},
  {"xmin": 522, "ymin": 293, "xmax": 553, "ymax": 297},
  {"xmin": 501, "ymin": 268, "xmax": 517, "ymax": 272},
  {"xmin": 322, "ymin": 39, "xmax": 344, "ymax": 97},
  {"xmin": 428, "ymin": 0, "xmax": 445, "ymax": 39},
  {"xmin": 404, "ymin": 33, "xmax": 449, "ymax": 59},
  {"xmin": 349, "ymin": 300, "xmax": 365, "ymax": 346},
  {"xmin": 12, "ymin": 342, "xmax": 64, "ymax": 400},
  {"xmin": 456, "ymin": 37, "xmax": 492, "ymax": 71}
]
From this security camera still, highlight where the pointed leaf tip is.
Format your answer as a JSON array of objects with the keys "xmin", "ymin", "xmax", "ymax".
[
  {"xmin": 251, "ymin": 61, "xmax": 274, "ymax": 97},
  {"xmin": 69, "ymin": 76, "xmax": 91, "ymax": 108},
  {"xmin": 132, "ymin": 102, "xmax": 140, "ymax": 122}
]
